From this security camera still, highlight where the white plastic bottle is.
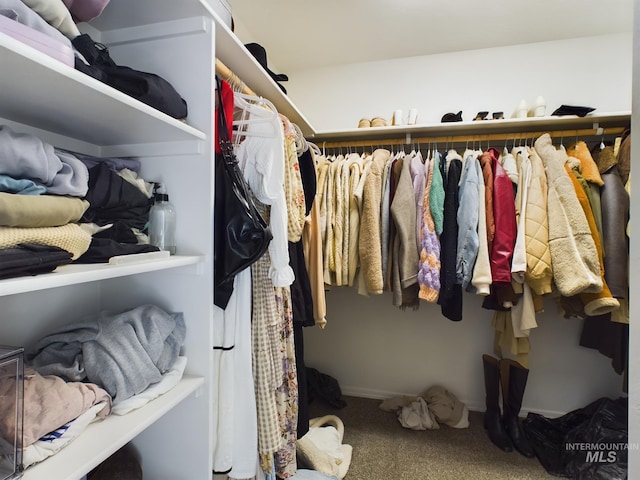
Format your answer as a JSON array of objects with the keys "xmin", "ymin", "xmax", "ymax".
[{"xmin": 148, "ymin": 183, "xmax": 176, "ymax": 255}]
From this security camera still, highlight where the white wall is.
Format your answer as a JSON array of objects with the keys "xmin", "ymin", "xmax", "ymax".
[
  {"xmin": 292, "ymin": 32, "xmax": 632, "ymax": 416},
  {"xmin": 303, "ymin": 288, "xmax": 624, "ymax": 416},
  {"xmin": 285, "ymin": 33, "xmax": 632, "ymax": 131}
]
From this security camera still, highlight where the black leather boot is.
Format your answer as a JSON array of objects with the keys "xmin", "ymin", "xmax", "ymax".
[
  {"xmin": 482, "ymin": 354, "xmax": 512, "ymax": 452},
  {"xmin": 500, "ymin": 359, "xmax": 535, "ymax": 458}
]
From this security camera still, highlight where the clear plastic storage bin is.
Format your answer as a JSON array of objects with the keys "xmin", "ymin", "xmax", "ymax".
[{"xmin": 0, "ymin": 346, "xmax": 24, "ymax": 480}]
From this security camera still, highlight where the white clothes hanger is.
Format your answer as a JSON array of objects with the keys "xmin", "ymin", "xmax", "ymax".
[
  {"xmin": 233, "ymin": 91, "xmax": 278, "ymax": 117},
  {"xmin": 292, "ymin": 122, "xmax": 309, "ymax": 155},
  {"xmin": 308, "ymin": 141, "xmax": 322, "ymax": 157},
  {"xmin": 232, "ymin": 91, "xmax": 279, "ymax": 140}
]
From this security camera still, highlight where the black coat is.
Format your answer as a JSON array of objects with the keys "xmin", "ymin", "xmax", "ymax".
[{"xmin": 438, "ymin": 156, "xmax": 463, "ymax": 321}]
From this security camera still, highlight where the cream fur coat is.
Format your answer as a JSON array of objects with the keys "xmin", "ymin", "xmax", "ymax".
[{"xmin": 533, "ymin": 134, "xmax": 602, "ymax": 296}]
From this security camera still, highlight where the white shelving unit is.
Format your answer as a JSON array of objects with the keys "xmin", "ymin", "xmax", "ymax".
[{"xmin": 0, "ymin": 1, "xmax": 218, "ymax": 478}]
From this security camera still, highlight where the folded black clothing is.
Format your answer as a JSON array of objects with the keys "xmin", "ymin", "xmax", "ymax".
[
  {"xmin": 93, "ymin": 221, "xmax": 140, "ymax": 244},
  {"xmin": 72, "ymin": 34, "xmax": 188, "ymax": 120},
  {"xmin": 551, "ymin": 104, "xmax": 596, "ymax": 117},
  {"xmin": 0, "ymin": 243, "xmax": 73, "ymax": 279},
  {"xmin": 82, "ymin": 162, "xmax": 151, "ymax": 231}
]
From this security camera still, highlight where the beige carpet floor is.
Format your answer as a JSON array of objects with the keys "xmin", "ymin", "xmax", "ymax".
[{"xmin": 308, "ymin": 395, "xmax": 558, "ymax": 480}]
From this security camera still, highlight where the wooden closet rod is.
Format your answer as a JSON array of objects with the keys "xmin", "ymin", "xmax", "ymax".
[
  {"xmin": 215, "ymin": 58, "xmax": 257, "ymax": 96},
  {"xmin": 318, "ymin": 126, "xmax": 627, "ymax": 150}
]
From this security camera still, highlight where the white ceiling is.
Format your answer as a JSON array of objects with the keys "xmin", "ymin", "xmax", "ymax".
[{"xmin": 227, "ymin": 0, "xmax": 634, "ymax": 74}]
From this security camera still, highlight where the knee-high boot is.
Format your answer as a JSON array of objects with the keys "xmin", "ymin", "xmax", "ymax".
[
  {"xmin": 482, "ymin": 354, "xmax": 512, "ymax": 452},
  {"xmin": 499, "ymin": 358, "xmax": 535, "ymax": 458}
]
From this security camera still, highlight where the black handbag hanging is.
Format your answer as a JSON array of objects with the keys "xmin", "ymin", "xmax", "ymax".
[{"xmin": 214, "ymin": 77, "xmax": 273, "ymax": 309}]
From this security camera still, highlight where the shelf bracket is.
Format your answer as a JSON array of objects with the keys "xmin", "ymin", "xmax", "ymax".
[
  {"xmin": 405, "ymin": 133, "xmax": 412, "ymax": 145},
  {"xmin": 593, "ymin": 122, "xmax": 604, "ymax": 136}
]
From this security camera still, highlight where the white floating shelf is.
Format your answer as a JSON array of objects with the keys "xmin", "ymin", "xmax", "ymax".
[
  {"xmin": 310, "ymin": 111, "xmax": 631, "ymax": 142},
  {"xmin": 0, "ymin": 33, "xmax": 205, "ymax": 149},
  {"xmin": 23, "ymin": 375, "xmax": 204, "ymax": 480},
  {"xmin": 0, "ymin": 255, "xmax": 203, "ymax": 297},
  {"xmin": 210, "ymin": 7, "xmax": 316, "ymax": 137}
]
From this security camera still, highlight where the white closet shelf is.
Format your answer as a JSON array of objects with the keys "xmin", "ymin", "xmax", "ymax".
[
  {"xmin": 210, "ymin": 7, "xmax": 316, "ymax": 137},
  {"xmin": 88, "ymin": 0, "xmax": 212, "ymax": 31},
  {"xmin": 114, "ymin": 0, "xmax": 316, "ymax": 134},
  {"xmin": 310, "ymin": 111, "xmax": 632, "ymax": 142},
  {"xmin": 0, "ymin": 33, "xmax": 205, "ymax": 150},
  {"xmin": 0, "ymin": 255, "xmax": 203, "ymax": 297},
  {"xmin": 22, "ymin": 375, "xmax": 205, "ymax": 480}
]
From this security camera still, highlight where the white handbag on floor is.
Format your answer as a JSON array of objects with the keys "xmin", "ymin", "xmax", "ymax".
[{"xmin": 296, "ymin": 415, "xmax": 352, "ymax": 479}]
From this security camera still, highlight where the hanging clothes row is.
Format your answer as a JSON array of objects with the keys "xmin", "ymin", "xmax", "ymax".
[
  {"xmin": 212, "ymin": 69, "xmax": 631, "ymax": 477},
  {"xmin": 317, "ymin": 124, "xmax": 628, "ymax": 155},
  {"xmin": 213, "ymin": 77, "xmax": 327, "ymax": 480},
  {"xmin": 313, "ymin": 129, "xmax": 630, "ymax": 370}
]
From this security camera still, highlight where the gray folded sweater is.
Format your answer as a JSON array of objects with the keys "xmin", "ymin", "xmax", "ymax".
[{"xmin": 26, "ymin": 304, "xmax": 186, "ymax": 403}]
